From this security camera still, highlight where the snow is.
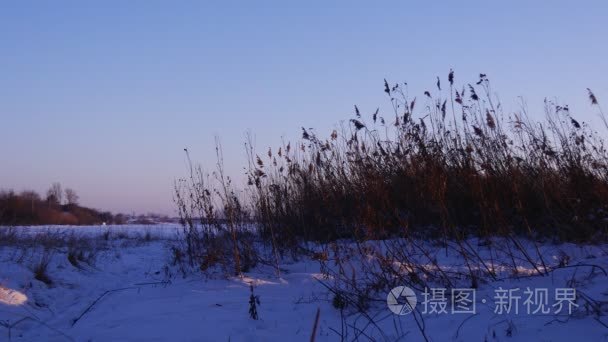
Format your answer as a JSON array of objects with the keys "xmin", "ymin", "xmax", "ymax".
[
  {"xmin": 0, "ymin": 286, "xmax": 27, "ymax": 306},
  {"xmin": 1, "ymin": 225, "xmax": 607, "ymax": 341}
]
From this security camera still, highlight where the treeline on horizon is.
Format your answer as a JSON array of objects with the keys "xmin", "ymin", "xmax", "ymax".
[{"xmin": 0, "ymin": 183, "xmax": 123, "ymax": 226}]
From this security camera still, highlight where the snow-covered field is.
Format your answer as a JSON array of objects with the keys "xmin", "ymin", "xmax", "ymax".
[{"xmin": 1, "ymin": 225, "xmax": 607, "ymax": 341}]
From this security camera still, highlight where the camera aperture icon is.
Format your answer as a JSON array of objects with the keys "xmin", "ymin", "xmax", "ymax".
[{"xmin": 387, "ymin": 286, "xmax": 417, "ymax": 315}]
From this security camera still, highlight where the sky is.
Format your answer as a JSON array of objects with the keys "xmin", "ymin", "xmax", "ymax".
[{"xmin": 1, "ymin": 1, "xmax": 607, "ymax": 215}]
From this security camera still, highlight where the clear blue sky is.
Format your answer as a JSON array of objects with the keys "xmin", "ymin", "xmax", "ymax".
[{"xmin": 1, "ymin": 1, "xmax": 607, "ymax": 215}]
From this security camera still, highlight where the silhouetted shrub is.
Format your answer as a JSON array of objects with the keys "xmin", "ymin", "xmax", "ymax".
[{"xmin": 245, "ymin": 72, "xmax": 608, "ymax": 244}]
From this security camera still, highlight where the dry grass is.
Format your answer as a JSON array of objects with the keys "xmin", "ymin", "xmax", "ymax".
[
  {"xmin": 32, "ymin": 251, "xmax": 53, "ymax": 286},
  {"xmin": 174, "ymin": 146, "xmax": 261, "ymax": 276},
  {"xmin": 174, "ymin": 73, "xmax": 608, "ymax": 313},
  {"xmin": 244, "ymin": 72, "xmax": 608, "ymax": 246}
]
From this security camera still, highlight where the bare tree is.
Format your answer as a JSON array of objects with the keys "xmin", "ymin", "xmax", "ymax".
[
  {"xmin": 65, "ymin": 188, "xmax": 79, "ymax": 205},
  {"xmin": 65, "ymin": 188, "xmax": 79, "ymax": 206},
  {"xmin": 46, "ymin": 182, "xmax": 63, "ymax": 205}
]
